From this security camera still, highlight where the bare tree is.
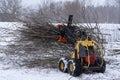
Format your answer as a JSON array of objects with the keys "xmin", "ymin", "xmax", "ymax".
[
  {"xmin": 0, "ymin": 0, "xmax": 22, "ymax": 21},
  {"xmin": 117, "ymin": 0, "xmax": 120, "ymax": 23},
  {"xmin": 114, "ymin": 0, "xmax": 120, "ymax": 23}
]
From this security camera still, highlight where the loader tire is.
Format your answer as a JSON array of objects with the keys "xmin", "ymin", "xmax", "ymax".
[
  {"xmin": 59, "ymin": 58, "xmax": 68, "ymax": 73},
  {"xmin": 67, "ymin": 59, "xmax": 82, "ymax": 77}
]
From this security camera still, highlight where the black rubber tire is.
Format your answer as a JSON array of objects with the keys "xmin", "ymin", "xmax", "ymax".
[
  {"xmin": 67, "ymin": 59, "xmax": 82, "ymax": 77},
  {"xmin": 59, "ymin": 58, "xmax": 68, "ymax": 73},
  {"xmin": 96, "ymin": 57, "xmax": 106, "ymax": 73}
]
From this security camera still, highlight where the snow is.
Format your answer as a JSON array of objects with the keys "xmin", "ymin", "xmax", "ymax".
[
  {"xmin": 0, "ymin": 68, "xmax": 82, "ymax": 80},
  {"xmin": 0, "ymin": 22, "xmax": 120, "ymax": 80}
]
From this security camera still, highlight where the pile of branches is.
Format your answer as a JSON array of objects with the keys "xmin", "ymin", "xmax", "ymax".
[
  {"xmin": 19, "ymin": 13, "xmax": 58, "ymax": 42},
  {"xmin": 18, "ymin": 1, "xmax": 104, "ymax": 68},
  {"xmin": 19, "ymin": 20, "xmax": 104, "ymax": 68}
]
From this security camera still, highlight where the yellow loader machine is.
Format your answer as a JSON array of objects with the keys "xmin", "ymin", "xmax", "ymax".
[{"xmin": 57, "ymin": 15, "xmax": 106, "ymax": 76}]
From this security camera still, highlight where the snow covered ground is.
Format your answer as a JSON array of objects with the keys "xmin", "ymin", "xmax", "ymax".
[{"xmin": 0, "ymin": 22, "xmax": 120, "ymax": 80}]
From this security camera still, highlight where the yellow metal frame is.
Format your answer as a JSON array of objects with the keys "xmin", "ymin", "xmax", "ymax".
[{"xmin": 70, "ymin": 37, "xmax": 104, "ymax": 68}]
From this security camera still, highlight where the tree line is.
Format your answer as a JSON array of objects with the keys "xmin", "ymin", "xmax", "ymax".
[{"xmin": 0, "ymin": 0, "xmax": 119, "ymax": 23}]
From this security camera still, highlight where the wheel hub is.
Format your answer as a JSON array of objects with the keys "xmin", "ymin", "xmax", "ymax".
[
  {"xmin": 60, "ymin": 62, "xmax": 64, "ymax": 70},
  {"xmin": 70, "ymin": 63, "xmax": 74, "ymax": 72}
]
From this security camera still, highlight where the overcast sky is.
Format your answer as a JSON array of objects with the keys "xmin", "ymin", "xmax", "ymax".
[
  {"xmin": 22, "ymin": 0, "xmax": 116, "ymax": 7},
  {"xmin": 22, "ymin": 0, "xmax": 71, "ymax": 7},
  {"xmin": 22, "ymin": 0, "xmax": 40, "ymax": 7}
]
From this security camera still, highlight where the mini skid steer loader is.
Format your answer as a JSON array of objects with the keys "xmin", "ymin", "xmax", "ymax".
[{"xmin": 58, "ymin": 15, "xmax": 106, "ymax": 76}]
